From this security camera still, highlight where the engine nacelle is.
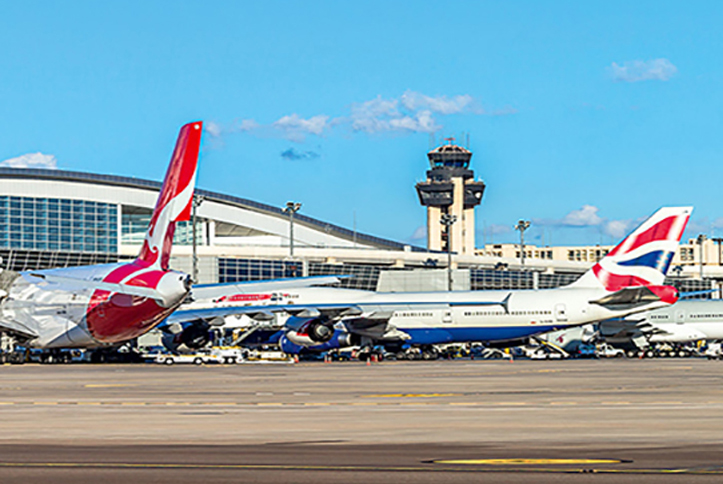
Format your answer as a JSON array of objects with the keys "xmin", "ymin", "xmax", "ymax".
[
  {"xmin": 279, "ymin": 330, "xmax": 359, "ymax": 354},
  {"xmin": 284, "ymin": 317, "xmax": 335, "ymax": 345},
  {"xmin": 161, "ymin": 322, "xmax": 211, "ymax": 353}
]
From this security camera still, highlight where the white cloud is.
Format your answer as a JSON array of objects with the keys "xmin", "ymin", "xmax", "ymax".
[
  {"xmin": 204, "ymin": 119, "xmax": 259, "ymax": 145},
  {"xmin": 534, "ymin": 205, "xmax": 635, "ymax": 240},
  {"xmin": 603, "ymin": 219, "xmax": 634, "ymax": 239},
  {"xmin": 388, "ymin": 110, "xmax": 440, "ymax": 133},
  {"xmin": 561, "ymin": 205, "xmax": 603, "ymax": 227},
  {"xmin": 273, "ymin": 114, "xmax": 329, "ymax": 142},
  {"xmin": 208, "ymin": 91, "xmax": 515, "ymax": 143},
  {"xmin": 350, "ymin": 95, "xmax": 442, "ymax": 134},
  {"xmin": 410, "ymin": 225, "xmax": 427, "ymax": 241},
  {"xmin": 400, "ymin": 91, "xmax": 474, "ymax": 115},
  {"xmin": 236, "ymin": 119, "xmax": 259, "ymax": 132},
  {"xmin": 0, "ymin": 152, "xmax": 57, "ymax": 169},
  {"xmin": 205, "ymin": 121, "xmax": 223, "ymax": 138},
  {"xmin": 609, "ymin": 58, "xmax": 678, "ymax": 83},
  {"xmin": 350, "ymin": 96, "xmax": 401, "ymax": 133}
]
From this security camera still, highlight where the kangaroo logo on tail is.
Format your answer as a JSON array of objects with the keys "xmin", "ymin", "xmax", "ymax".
[
  {"xmin": 571, "ymin": 207, "xmax": 692, "ymax": 291},
  {"xmin": 137, "ymin": 122, "xmax": 203, "ymax": 270}
]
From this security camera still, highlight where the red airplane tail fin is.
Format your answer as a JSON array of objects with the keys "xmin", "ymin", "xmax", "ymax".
[{"xmin": 136, "ymin": 121, "xmax": 203, "ymax": 270}]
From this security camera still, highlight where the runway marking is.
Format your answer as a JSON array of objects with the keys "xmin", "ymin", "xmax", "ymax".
[
  {"xmin": 84, "ymin": 384, "xmax": 132, "ymax": 388},
  {"xmin": 0, "ymin": 461, "xmax": 721, "ymax": 475},
  {"xmin": 1, "ymin": 400, "xmax": 722, "ymax": 408},
  {"xmin": 433, "ymin": 458, "xmax": 625, "ymax": 465},
  {"xmin": 363, "ymin": 393, "xmax": 460, "ymax": 398}
]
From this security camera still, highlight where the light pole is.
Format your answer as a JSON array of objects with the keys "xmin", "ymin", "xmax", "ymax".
[
  {"xmin": 697, "ymin": 234, "xmax": 707, "ymax": 279},
  {"xmin": 191, "ymin": 195, "xmax": 204, "ymax": 283},
  {"xmin": 515, "ymin": 220, "xmax": 531, "ymax": 269},
  {"xmin": 283, "ymin": 201, "xmax": 302, "ymax": 258},
  {"xmin": 440, "ymin": 213, "xmax": 457, "ymax": 291}
]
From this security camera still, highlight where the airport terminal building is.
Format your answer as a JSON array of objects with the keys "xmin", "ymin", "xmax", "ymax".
[{"xmin": 0, "ymin": 167, "xmax": 714, "ymax": 295}]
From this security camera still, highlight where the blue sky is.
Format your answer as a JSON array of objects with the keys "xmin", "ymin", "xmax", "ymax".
[{"xmin": 1, "ymin": 1, "xmax": 722, "ymax": 247}]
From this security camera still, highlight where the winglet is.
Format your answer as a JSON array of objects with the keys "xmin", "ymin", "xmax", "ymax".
[{"xmin": 137, "ymin": 122, "xmax": 203, "ymax": 270}]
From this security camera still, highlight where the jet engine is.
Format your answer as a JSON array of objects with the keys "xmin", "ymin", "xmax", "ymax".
[
  {"xmin": 161, "ymin": 322, "xmax": 212, "ymax": 353},
  {"xmin": 279, "ymin": 330, "xmax": 359, "ymax": 354},
  {"xmin": 284, "ymin": 317, "xmax": 336, "ymax": 346}
]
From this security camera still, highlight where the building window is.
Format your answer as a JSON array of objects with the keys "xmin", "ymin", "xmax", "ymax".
[{"xmin": 0, "ymin": 196, "xmax": 117, "ymax": 253}]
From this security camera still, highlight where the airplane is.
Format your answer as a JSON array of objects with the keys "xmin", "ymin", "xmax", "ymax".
[
  {"xmin": 0, "ymin": 122, "xmax": 343, "ymax": 351},
  {"xmin": 600, "ymin": 299, "xmax": 723, "ymax": 351},
  {"xmin": 168, "ymin": 206, "xmax": 693, "ymax": 358}
]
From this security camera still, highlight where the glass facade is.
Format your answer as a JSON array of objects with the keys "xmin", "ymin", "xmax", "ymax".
[
  {"xmin": 470, "ymin": 270, "xmax": 582, "ymax": 290},
  {"xmin": 219, "ymin": 258, "xmax": 304, "ymax": 283},
  {"xmin": 121, "ymin": 212, "xmax": 201, "ymax": 245},
  {"xmin": 0, "ymin": 196, "xmax": 118, "ymax": 253},
  {"xmin": 0, "ymin": 249, "xmax": 118, "ymax": 272}
]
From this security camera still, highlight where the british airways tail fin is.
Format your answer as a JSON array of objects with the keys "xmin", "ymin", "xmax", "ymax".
[
  {"xmin": 137, "ymin": 121, "xmax": 203, "ymax": 270},
  {"xmin": 569, "ymin": 206, "xmax": 692, "ymax": 291}
]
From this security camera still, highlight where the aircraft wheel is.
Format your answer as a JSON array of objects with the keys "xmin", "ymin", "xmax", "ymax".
[{"xmin": 422, "ymin": 349, "xmax": 438, "ymax": 360}]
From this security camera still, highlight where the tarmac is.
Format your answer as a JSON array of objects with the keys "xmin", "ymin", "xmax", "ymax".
[{"xmin": 0, "ymin": 358, "xmax": 722, "ymax": 482}]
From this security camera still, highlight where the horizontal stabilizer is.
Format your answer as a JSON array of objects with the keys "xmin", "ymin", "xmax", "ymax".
[
  {"xmin": 28, "ymin": 273, "xmax": 163, "ymax": 300},
  {"xmin": 590, "ymin": 285, "xmax": 678, "ymax": 311}
]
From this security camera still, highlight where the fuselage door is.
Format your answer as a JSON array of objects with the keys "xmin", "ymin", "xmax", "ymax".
[
  {"xmin": 555, "ymin": 304, "xmax": 568, "ymax": 322},
  {"xmin": 443, "ymin": 310, "xmax": 453, "ymax": 324},
  {"xmin": 675, "ymin": 310, "xmax": 685, "ymax": 324}
]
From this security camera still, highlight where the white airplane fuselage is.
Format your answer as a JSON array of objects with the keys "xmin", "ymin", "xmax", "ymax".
[
  {"xmin": 0, "ymin": 121, "xmax": 203, "ymax": 350},
  {"xmin": 1, "ymin": 263, "xmax": 189, "ymax": 349},
  {"xmin": 208, "ymin": 285, "xmax": 673, "ymax": 346},
  {"xmin": 605, "ymin": 300, "xmax": 723, "ymax": 345}
]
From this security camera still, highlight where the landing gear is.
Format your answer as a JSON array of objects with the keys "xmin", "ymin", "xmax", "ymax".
[{"xmin": 421, "ymin": 346, "xmax": 439, "ymax": 361}]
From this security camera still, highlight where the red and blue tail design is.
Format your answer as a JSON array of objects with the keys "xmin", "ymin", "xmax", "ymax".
[
  {"xmin": 137, "ymin": 121, "xmax": 203, "ymax": 270},
  {"xmin": 570, "ymin": 207, "xmax": 692, "ymax": 291}
]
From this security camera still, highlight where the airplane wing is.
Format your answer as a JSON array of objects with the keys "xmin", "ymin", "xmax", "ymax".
[
  {"xmin": 165, "ymin": 303, "xmax": 363, "ymax": 325},
  {"xmin": 599, "ymin": 317, "xmax": 671, "ymax": 340},
  {"xmin": 166, "ymin": 296, "xmax": 511, "ymax": 342},
  {"xmin": 189, "ymin": 276, "xmax": 348, "ymax": 302},
  {"xmin": 0, "ymin": 318, "xmax": 39, "ymax": 340}
]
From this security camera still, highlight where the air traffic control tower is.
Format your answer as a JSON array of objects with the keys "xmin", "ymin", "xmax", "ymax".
[{"xmin": 415, "ymin": 140, "xmax": 485, "ymax": 255}]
